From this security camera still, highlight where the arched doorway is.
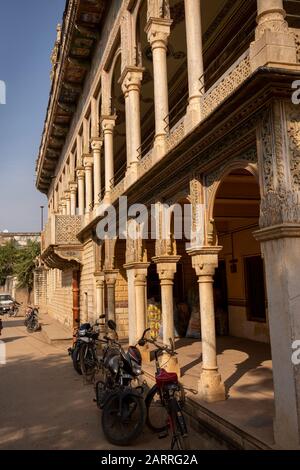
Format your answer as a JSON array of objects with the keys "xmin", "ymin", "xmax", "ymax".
[{"xmin": 213, "ymin": 169, "xmax": 269, "ymax": 343}]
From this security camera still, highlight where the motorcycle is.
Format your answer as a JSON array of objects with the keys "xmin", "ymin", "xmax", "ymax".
[
  {"xmin": 95, "ymin": 319, "xmax": 146, "ymax": 446},
  {"xmin": 25, "ymin": 306, "xmax": 41, "ymax": 333},
  {"xmin": 68, "ymin": 315, "xmax": 106, "ymax": 376}
]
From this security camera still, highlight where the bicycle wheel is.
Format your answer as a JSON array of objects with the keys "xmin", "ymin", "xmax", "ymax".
[
  {"xmin": 102, "ymin": 392, "xmax": 146, "ymax": 446},
  {"xmin": 145, "ymin": 385, "xmax": 169, "ymax": 433},
  {"xmin": 170, "ymin": 398, "xmax": 190, "ymax": 450},
  {"xmin": 79, "ymin": 342, "xmax": 97, "ymax": 379}
]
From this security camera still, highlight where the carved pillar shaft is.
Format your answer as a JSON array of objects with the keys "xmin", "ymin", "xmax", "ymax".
[
  {"xmin": 125, "ymin": 262, "xmax": 150, "ymax": 345},
  {"xmin": 188, "ymin": 247, "xmax": 225, "ymax": 402},
  {"xmin": 184, "ymin": 0, "xmax": 204, "ymax": 106},
  {"xmin": 104, "ymin": 270, "xmax": 118, "ymax": 322},
  {"xmin": 77, "ymin": 168, "xmax": 85, "ymax": 216},
  {"xmin": 120, "ymin": 67, "xmax": 144, "ymax": 169},
  {"xmin": 65, "ymin": 192, "xmax": 71, "ymax": 216},
  {"xmin": 95, "ymin": 274, "xmax": 105, "ymax": 318},
  {"xmin": 102, "ymin": 116, "xmax": 116, "ymax": 194},
  {"xmin": 91, "ymin": 138, "xmax": 103, "ymax": 206},
  {"xmin": 83, "ymin": 155, "xmax": 93, "ymax": 213},
  {"xmin": 69, "ymin": 182, "xmax": 77, "ymax": 216},
  {"xmin": 153, "ymin": 256, "xmax": 180, "ymax": 375},
  {"xmin": 146, "ymin": 18, "xmax": 172, "ymax": 149}
]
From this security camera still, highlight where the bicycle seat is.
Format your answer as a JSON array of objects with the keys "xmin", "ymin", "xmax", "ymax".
[{"xmin": 156, "ymin": 368, "xmax": 178, "ymax": 386}]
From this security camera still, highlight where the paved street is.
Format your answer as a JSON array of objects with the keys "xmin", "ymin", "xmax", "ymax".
[{"xmin": 0, "ymin": 316, "xmax": 206, "ymax": 450}]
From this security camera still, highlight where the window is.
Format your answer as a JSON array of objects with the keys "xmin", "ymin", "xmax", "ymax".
[{"xmin": 244, "ymin": 255, "xmax": 266, "ymax": 322}]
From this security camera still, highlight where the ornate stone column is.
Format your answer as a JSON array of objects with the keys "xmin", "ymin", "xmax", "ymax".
[
  {"xmin": 69, "ymin": 182, "xmax": 77, "ymax": 216},
  {"xmin": 102, "ymin": 116, "xmax": 116, "ymax": 195},
  {"xmin": 153, "ymin": 256, "xmax": 181, "ymax": 375},
  {"xmin": 83, "ymin": 154, "xmax": 93, "ymax": 213},
  {"xmin": 125, "ymin": 262, "xmax": 150, "ymax": 350},
  {"xmin": 91, "ymin": 138, "xmax": 103, "ymax": 207},
  {"xmin": 184, "ymin": 0, "xmax": 203, "ymax": 129},
  {"xmin": 76, "ymin": 168, "xmax": 85, "ymax": 216},
  {"xmin": 120, "ymin": 67, "xmax": 144, "ymax": 175},
  {"xmin": 250, "ymin": 0, "xmax": 297, "ymax": 71},
  {"xmin": 95, "ymin": 272, "xmax": 105, "ymax": 319},
  {"xmin": 61, "ymin": 198, "xmax": 67, "ymax": 215},
  {"xmin": 64, "ymin": 191, "xmax": 71, "ymax": 216},
  {"xmin": 188, "ymin": 246, "xmax": 225, "ymax": 403},
  {"xmin": 104, "ymin": 270, "xmax": 118, "ymax": 322},
  {"xmin": 145, "ymin": 17, "xmax": 172, "ymax": 156},
  {"xmin": 255, "ymin": 102, "xmax": 300, "ymax": 449}
]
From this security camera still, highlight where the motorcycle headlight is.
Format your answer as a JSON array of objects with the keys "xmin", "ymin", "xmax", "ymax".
[{"xmin": 132, "ymin": 362, "xmax": 142, "ymax": 376}]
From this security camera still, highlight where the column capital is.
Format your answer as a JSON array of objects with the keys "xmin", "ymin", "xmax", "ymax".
[
  {"xmin": 119, "ymin": 66, "xmax": 144, "ymax": 94},
  {"xmin": 101, "ymin": 115, "xmax": 117, "ymax": 133},
  {"xmin": 83, "ymin": 154, "xmax": 93, "ymax": 169},
  {"xmin": 64, "ymin": 190, "xmax": 71, "ymax": 201},
  {"xmin": 187, "ymin": 246, "xmax": 222, "ymax": 277},
  {"xmin": 124, "ymin": 262, "xmax": 150, "ymax": 273},
  {"xmin": 76, "ymin": 167, "xmax": 85, "ymax": 179},
  {"xmin": 104, "ymin": 269, "xmax": 119, "ymax": 285},
  {"xmin": 94, "ymin": 272, "xmax": 105, "ymax": 286},
  {"xmin": 152, "ymin": 255, "xmax": 181, "ymax": 280},
  {"xmin": 69, "ymin": 181, "xmax": 77, "ymax": 193},
  {"xmin": 91, "ymin": 137, "xmax": 103, "ymax": 151},
  {"xmin": 145, "ymin": 17, "xmax": 173, "ymax": 48},
  {"xmin": 254, "ymin": 224, "xmax": 300, "ymax": 242}
]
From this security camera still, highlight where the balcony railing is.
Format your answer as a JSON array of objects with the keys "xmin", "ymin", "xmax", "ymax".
[{"xmin": 41, "ymin": 214, "xmax": 82, "ymax": 253}]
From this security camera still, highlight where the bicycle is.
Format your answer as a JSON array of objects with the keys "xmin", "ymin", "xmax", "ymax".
[{"xmin": 138, "ymin": 329, "xmax": 190, "ymax": 450}]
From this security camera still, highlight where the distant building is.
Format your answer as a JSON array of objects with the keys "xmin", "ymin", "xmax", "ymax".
[{"xmin": 0, "ymin": 232, "xmax": 40, "ymax": 248}]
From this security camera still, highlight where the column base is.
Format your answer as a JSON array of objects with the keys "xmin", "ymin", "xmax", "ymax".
[
  {"xmin": 184, "ymin": 99, "xmax": 202, "ymax": 133},
  {"xmin": 139, "ymin": 344, "xmax": 151, "ymax": 364},
  {"xmin": 198, "ymin": 369, "xmax": 226, "ymax": 403},
  {"xmin": 125, "ymin": 162, "xmax": 138, "ymax": 187},
  {"xmin": 273, "ymin": 417, "xmax": 300, "ymax": 450},
  {"xmin": 161, "ymin": 353, "xmax": 181, "ymax": 378},
  {"xmin": 153, "ymin": 134, "xmax": 167, "ymax": 161},
  {"xmin": 250, "ymin": 31, "xmax": 299, "ymax": 72}
]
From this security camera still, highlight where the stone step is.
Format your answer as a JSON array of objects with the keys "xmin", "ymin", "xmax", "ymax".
[
  {"xmin": 141, "ymin": 368, "xmax": 273, "ymax": 451},
  {"xmin": 40, "ymin": 315, "xmax": 73, "ymax": 347}
]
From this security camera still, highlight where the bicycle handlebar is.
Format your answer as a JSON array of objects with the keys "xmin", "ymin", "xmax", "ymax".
[{"xmin": 138, "ymin": 329, "xmax": 176, "ymax": 356}]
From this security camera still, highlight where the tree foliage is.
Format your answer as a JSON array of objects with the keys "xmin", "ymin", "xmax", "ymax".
[
  {"xmin": 14, "ymin": 240, "xmax": 41, "ymax": 292},
  {"xmin": 0, "ymin": 241, "xmax": 18, "ymax": 286}
]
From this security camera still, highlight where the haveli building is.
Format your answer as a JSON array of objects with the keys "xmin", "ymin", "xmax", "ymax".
[{"xmin": 36, "ymin": 0, "xmax": 300, "ymax": 449}]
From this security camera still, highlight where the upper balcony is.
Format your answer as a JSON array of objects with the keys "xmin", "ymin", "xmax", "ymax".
[{"xmin": 41, "ymin": 214, "xmax": 83, "ymax": 270}]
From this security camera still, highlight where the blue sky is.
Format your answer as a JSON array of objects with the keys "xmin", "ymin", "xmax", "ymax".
[{"xmin": 0, "ymin": 0, "xmax": 65, "ymax": 232}]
